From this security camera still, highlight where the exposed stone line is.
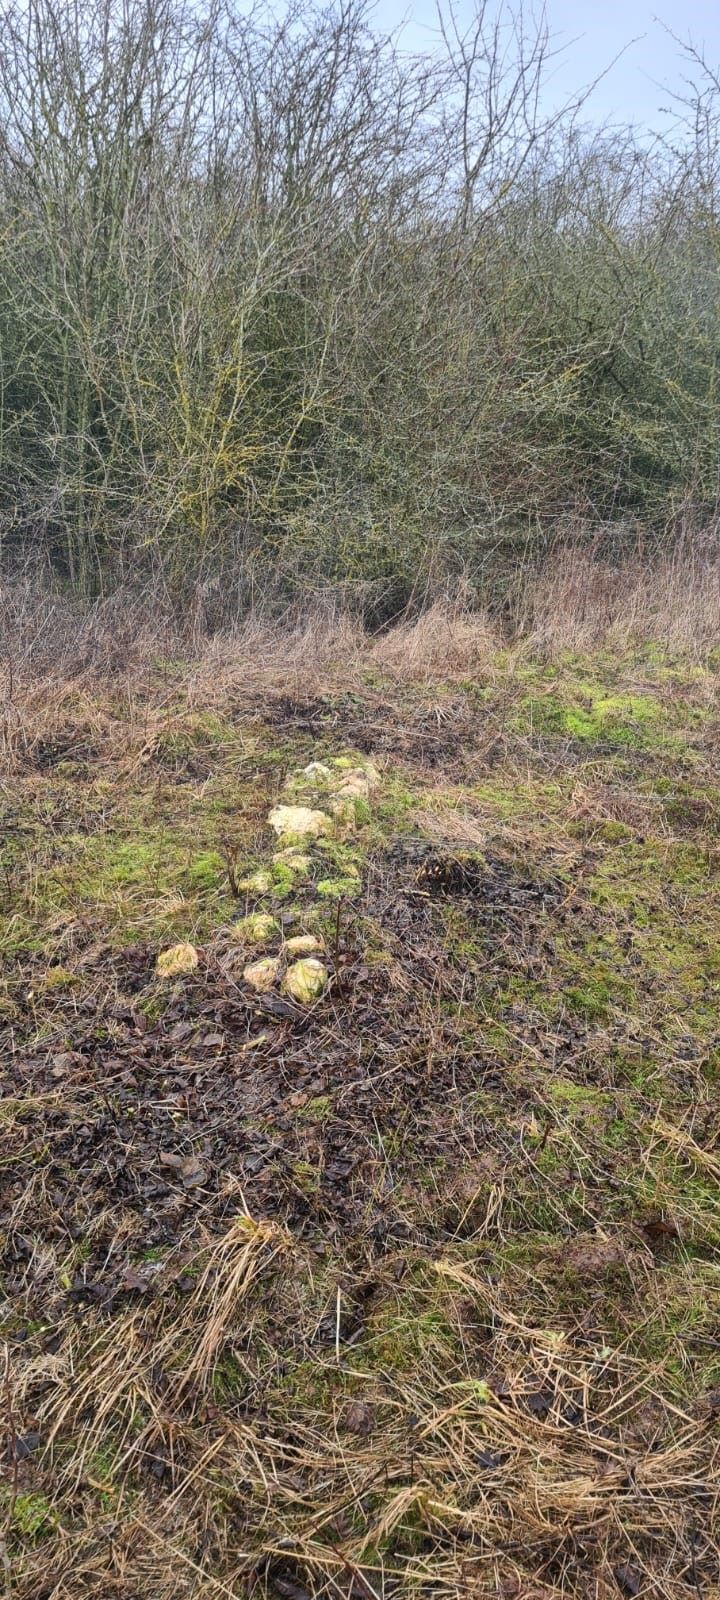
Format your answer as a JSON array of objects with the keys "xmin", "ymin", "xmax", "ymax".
[{"xmin": 156, "ymin": 754, "xmax": 381, "ymax": 1005}]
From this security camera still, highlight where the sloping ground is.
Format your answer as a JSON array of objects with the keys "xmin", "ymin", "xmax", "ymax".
[{"xmin": 2, "ymin": 649, "xmax": 720, "ymax": 1599}]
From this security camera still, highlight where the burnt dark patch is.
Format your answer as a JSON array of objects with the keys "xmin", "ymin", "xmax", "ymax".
[
  {"xmin": 29, "ymin": 732, "xmax": 99, "ymax": 770},
  {"xmin": 383, "ymin": 839, "xmax": 565, "ymax": 912}
]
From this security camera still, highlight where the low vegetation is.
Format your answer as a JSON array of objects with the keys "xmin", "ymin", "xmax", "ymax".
[{"xmin": 2, "ymin": 602, "xmax": 720, "ymax": 1598}]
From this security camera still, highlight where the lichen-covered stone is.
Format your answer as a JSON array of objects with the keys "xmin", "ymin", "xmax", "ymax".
[
  {"xmin": 243, "ymin": 956, "xmax": 280, "ymax": 992},
  {"xmin": 157, "ymin": 942, "xmax": 199, "ymax": 978},
  {"xmin": 268, "ymin": 805, "xmax": 331, "ymax": 840},
  {"xmin": 284, "ymin": 933, "xmax": 324, "ymax": 955},
  {"xmin": 273, "ymin": 847, "xmax": 313, "ymax": 867},
  {"xmin": 284, "ymin": 762, "xmax": 333, "ymax": 794},
  {"xmin": 237, "ymin": 870, "xmax": 272, "ymax": 895},
  {"xmin": 329, "ymin": 795, "xmax": 360, "ymax": 826},
  {"xmin": 302, "ymin": 761, "xmax": 332, "ymax": 779},
  {"xmin": 272, "ymin": 848, "xmax": 312, "ymax": 879},
  {"xmin": 231, "ymin": 912, "xmax": 280, "ymax": 945},
  {"xmin": 331, "ymin": 756, "xmax": 381, "ymax": 788},
  {"xmin": 334, "ymin": 768, "xmax": 371, "ymax": 800},
  {"xmin": 283, "ymin": 957, "xmax": 329, "ymax": 1003}
]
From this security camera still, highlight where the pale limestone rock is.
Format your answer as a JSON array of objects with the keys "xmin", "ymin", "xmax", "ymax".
[
  {"xmin": 237, "ymin": 870, "xmax": 272, "ymax": 895},
  {"xmin": 231, "ymin": 912, "xmax": 280, "ymax": 945},
  {"xmin": 243, "ymin": 956, "xmax": 280, "ymax": 992},
  {"xmin": 268, "ymin": 804, "xmax": 330, "ymax": 839},
  {"xmin": 284, "ymin": 934, "xmax": 324, "ymax": 955},
  {"xmin": 283, "ymin": 957, "xmax": 329, "ymax": 1003},
  {"xmin": 335, "ymin": 768, "xmax": 370, "ymax": 800},
  {"xmin": 156, "ymin": 942, "xmax": 199, "ymax": 978},
  {"xmin": 331, "ymin": 756, "xmax": 380, "ymax": 785}
]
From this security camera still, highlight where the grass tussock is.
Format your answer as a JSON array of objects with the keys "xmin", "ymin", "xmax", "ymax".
[{"xmin": 370, "ymin": 603, "xmax": 497, "ymax": 682}]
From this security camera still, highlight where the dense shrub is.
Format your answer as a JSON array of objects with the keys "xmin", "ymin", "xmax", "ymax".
[{"xmin": 0, "ymin": 0, "xmax": 719, "ymax": 601}]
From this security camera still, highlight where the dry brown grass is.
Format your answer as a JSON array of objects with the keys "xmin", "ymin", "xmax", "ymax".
[
  {"xmin": 369, "ymin": 602, "xmax": 497, "ymax": 681},
  {"xmin": 520, "ymin": 537, "xmax": 720, "ymax": 658},
  {"xmin": 7, "ymin": 539, "xmax": 720, "ymax": 774},
  {"xmin": 6, "ymin": 1227, "xmax": 718, "ymax": 1599},
  {"xmin": 6, "ymin": 1144, "xmax": 719, "ymax": 1600},
  {"xmin": 0, "ymin": 587, "xmax": 501, "ymax": 772},
  {"xmin": 4, "ymin": 536, "xmax": 720, "ymax": 708}
]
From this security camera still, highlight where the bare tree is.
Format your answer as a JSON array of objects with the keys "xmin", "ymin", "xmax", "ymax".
[{"xmin": 0, "ymin": 0, "xmax": 718, "ymax": 598}]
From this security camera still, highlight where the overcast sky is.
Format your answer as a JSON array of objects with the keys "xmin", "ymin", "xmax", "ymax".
[{"xmin": 382, "ymin": 1, "xmax": 720, "ymax": 131}]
